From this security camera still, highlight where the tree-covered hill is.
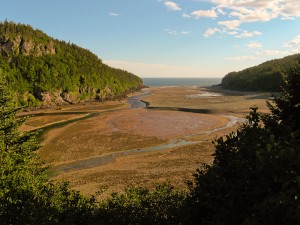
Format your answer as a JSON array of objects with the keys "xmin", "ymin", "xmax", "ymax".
[
  {"xmin": 221, "ymin": 54, "xmax": 300, "ymax": 92},
  {"xmin": 0, "ymin": 21, "xmax": 143, "ymax": 108}
]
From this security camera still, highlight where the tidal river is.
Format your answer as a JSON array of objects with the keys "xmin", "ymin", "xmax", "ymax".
[{"xmin": 49, "ymin": 89, "xmax": 244, "ymax": 176}]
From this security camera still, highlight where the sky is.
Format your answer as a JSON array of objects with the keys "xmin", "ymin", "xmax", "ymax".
[{"xmin": 0, "ymin": 0, "xmax": 299, "ymax": 78}]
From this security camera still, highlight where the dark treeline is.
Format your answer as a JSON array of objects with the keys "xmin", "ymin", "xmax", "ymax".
[
  {"xmin": 0, "ymin": 21, "xmax": 143, "ymax": 107},
  {"xmin": 221, "ymin": 54, "xmax": 300, "ymax": 92}
]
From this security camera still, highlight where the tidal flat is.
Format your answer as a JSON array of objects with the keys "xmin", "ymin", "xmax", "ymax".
[{"xmin": 20, "ymin": 86, "xmax": 271, "ymax": 198}]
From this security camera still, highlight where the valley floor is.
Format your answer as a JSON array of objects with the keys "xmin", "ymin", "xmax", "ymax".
[{"xmin": 20, "ymin": 86, "xmax": 271, "ymax": 198}]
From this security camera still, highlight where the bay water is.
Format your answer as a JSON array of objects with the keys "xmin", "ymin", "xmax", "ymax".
[{"xmin": 142, "ymin": 77, "xmax": 222, "ymax": 87}]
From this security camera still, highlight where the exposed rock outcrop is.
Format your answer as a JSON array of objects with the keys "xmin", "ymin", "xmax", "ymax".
[
  {"xmin": 0, "ymin": 35, "xmax": 56, "ymax": 57},
  {"xmin": 0, "ymin": 21, "xmax": 144, "ymax": 110},
  {"xmin": 40, "ymin": 91, "xmax": 65, "ymax": 107},
  {"xmin": 60, "ymin": 91, "xmax": 80, "ymax": 104}
]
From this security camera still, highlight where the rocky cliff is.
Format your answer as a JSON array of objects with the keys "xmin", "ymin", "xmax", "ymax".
[
  {"xmin": 0, "ymin": 35, "xmax": 56, "ymax": 57},
  {"xmin": 0, "ymin": 21, "xmax": 143, "ymax": 109}
]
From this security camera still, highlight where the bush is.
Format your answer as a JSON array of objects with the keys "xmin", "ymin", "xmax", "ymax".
[
  {"xmin": 96, "ymin": 183, "xmax": 186, "ymax": 225},
  {"xmin": 185, "ymin": 62, "xmax": 300, "ymax": 225}
]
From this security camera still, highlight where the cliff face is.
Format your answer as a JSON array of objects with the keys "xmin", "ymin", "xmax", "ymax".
[
  {"xmin": 0, "ymin": 35, "xmax": 56, "ymax": 57},
  {"xmin": 0, "ymin": 21, "xmax": 143, "ymax": 109}
]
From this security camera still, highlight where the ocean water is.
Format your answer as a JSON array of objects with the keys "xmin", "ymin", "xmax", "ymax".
[{"xmin": 142, "ymin": 78, "xmax": 222, "ymax": 87}]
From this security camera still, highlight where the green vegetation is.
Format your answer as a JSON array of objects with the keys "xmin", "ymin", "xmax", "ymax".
[
  {"xmin": 0, "ymin": 21, "xmax": 143, "ymax": 107},
  {"xmin": 96, "ymin": 184, "xmax": 186, "ymax": 225},
  {"xmin": 186, "ymin": 108, "xmax": 300, "ymax": 224},
  {"xmin": 1, "ymin": 22, "xmax": 300, "ymax": 224},
  {"xmin": 0, "ymin": 72, "xmax": 95, "ymax": 224},
  {"xmin": 221, "ymin": 54, "xmax": 300, "ymax": 92},
  {"xmin": 1, "ymin": 61, "xmax": 299, "ymax": 224},
  {"xmin": 185, "ymin": 60, "xmax": 300, "ymax": 224}
]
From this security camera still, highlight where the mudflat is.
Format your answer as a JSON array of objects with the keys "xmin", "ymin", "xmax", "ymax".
[{"xmin": 20, "ymin": 86, "xmax": 271, "ymax": 197}]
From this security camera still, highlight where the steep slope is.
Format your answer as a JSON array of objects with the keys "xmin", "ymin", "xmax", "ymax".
[
  {"xmin": 221, "ymin": 54, "xmax": 300, "ymax": 92},
  {"xmin": 0, "ymin": 21, "xmax": 143, "ymax": 108}
]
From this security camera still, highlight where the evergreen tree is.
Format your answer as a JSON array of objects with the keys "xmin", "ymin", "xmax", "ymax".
[
  {"xmin": 0, "ymin": 71, "xmax": 96, "ymax": 224},
  {"xmin": 268, "ymin": 62, "xmax": 300, "ymax": 137},
  {"xmin": 0, "ymin": 21, "xmax": 143, "ymax": 107},
  {"xmin": 186, "ymin": 63, "xmax": 300, "ymax": 225},
  {"xmin": 0, "ymin": 70, "xmax": 46, "ymax": 224},
  {"xmin": 221, "ymin": 54, "xmax": 299, "ymax": 91}
]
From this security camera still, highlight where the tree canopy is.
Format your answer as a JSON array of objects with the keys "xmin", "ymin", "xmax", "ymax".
[
  {"xmin": 0, "ymin": 71, "xmax": 98, "ymax": 224},
  {"xmin": 185, "ymin": 61, "xmax": 300, "ymax": 224},
  {"xmin": 0, "ymin": 21, "xmax": 143, "ymax": 107},
  {"xmin": 221, "ymin": 54, "xmax": 300, "ymax": 92}
]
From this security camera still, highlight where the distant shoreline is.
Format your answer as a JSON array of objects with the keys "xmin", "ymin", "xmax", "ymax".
[
  {"xmin": 142, "ymin": 77, "xmax": 222, "ymax": 87},
  {"xmin": 207, "ymin": 85, "xmax": 279, "ymax": 97}
]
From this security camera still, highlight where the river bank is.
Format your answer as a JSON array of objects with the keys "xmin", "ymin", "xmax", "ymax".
[{"xmin": 20, "ymin": 86, "xmax": 271, "ymax": 197}]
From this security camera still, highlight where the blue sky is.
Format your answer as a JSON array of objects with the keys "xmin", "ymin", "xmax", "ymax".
[{"xmin": 0, "ymin": 0, "xmax": 299, "ymax": 78}]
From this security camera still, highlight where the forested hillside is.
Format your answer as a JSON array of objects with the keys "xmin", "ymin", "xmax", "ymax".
[
  {"xmin": 0, "ymin": 21, "xmax": 143, "ymax": 108},
  {"xmin": 221, "ymin": 54, "xmax": 300, "ymax": 92}
]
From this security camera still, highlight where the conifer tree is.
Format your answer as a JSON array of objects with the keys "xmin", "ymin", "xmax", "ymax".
[
  {"xmin": 268, "ymin": 62, "xmax": 300, "ymax": 137},
  {"xmin": 186, "ymin": 63, "xmax": 300, "ymax": 225},
  {"xmin": 0, "ymin": 70, "xmax": 47, "ymax": 224},
  {"xmin": 0, "ymin": 70, "xmax": 96, "ymax": 224}
]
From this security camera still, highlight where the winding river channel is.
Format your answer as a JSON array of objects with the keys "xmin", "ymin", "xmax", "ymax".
[{"xmin": 46, "ymin": 90, "xmax": 245, "ymax": 176}]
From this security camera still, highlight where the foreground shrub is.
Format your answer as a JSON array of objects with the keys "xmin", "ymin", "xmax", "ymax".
[
  {"xmin": 0, "ymin": 73, "xmax": 96, "ymax": 225},
  {"xmin": 185, "ymin": 63, "xmax": 300, "ymax": 225},
  {"xmin": 96, "ymin": 183, "xmax": 186, "ymax": 225}
]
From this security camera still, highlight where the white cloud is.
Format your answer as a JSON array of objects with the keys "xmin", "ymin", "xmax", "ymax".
[
  {"xmin": 284, "ymin": 35, "xmax": 300, "ymax": 48},
  {"xmin": 256, "ymin": 48, "xmax": 300, "ymax": 56},
  {"xmin": 168, "ymin": 31, "xmax": 177, "ymax": 35},
  {"xmin": 164, "ymin": 29, "xmax": 177, "ymax": 35},
  {"xmin": 164, "ymin": 1, "xmax": 181, "ymax": 11},
  {"xmin": 246, "ymin": 41, "xmax": 262, "ymax": 49},
  {"xmin": 204, "ymin": 28, "xmax": 221, "ymax": 37},
  {"xmin": 229, "ymin": 8, "xmax": 278, "ymax": 23},
  {"xmin": 225, "ymin": 55, "xmax": 261, "ymax": 61},
  {"xmin": 217, "ymin": 8, "xmax": 226, "ymax": 15},
  {"xmin": 234, "ymin": 30, "xmax": 262, "ymax": 38},
  {"xmin": 182, "ymin": 13, "xmax": 191, "ymax": 18},
  {"xmin": 227, "ymin": 31, "xmax": 238, "ymax": 35},
  {"xmin": 109, "ymin": 12, "xmax": 121, "ymax": 16},
  {"xmin": 164, "ymin": 29, "xmax": 191, "ymax": 36},
  {"xmin": 218, "ymin": 20, "xmax": 241, "ymax": 30},
  {"xmin": 191, "ymin": 9, "xmax": 218, "ymax": 19},
  {"xmin": 181, "ymin": 31, "xmax": 191, "ymax": 35},
  {"xmin": 210, "ymin": 0, "xmax": 300, "ymax": 29},
  {"xmin": 281, "ymin": 17, "xmax": 295, "ymax": 20},
  {"xmin": 256, "ymin": 50, "xmax": 288, "ymax": 56},
  {"xmin": 280, "ymin": 0, "xmax": 300, "ymax": 18}
]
